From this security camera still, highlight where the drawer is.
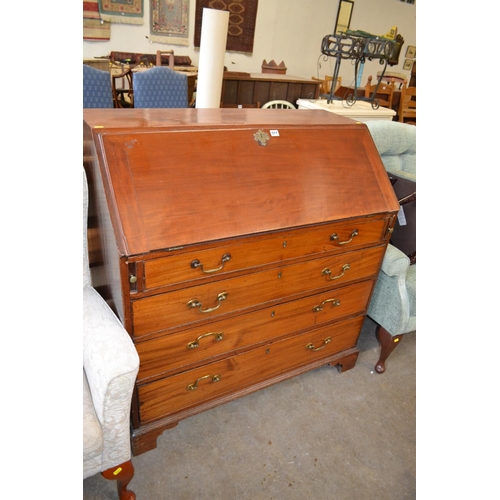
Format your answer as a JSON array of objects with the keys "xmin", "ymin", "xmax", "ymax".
[
  {"xmin": 136, "ymin": 280, "xmax": 374, "ymax": 382},
  {"xmin": 137, "ymin": 316, "xmax": 364, "ymax": 423},
  {"xmin": 143, "ymin": 217, "xmax": 390, "ymax": 290},
  {"xmin": 132, "ymin": 245, "xmax": 385, "ymax": 337}
]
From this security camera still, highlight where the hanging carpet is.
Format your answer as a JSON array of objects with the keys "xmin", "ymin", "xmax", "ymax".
[
  {"xmin": 194, "ymin": 0, "xmax": 259, "ymax": 53},
  {"xmin": 150, "ymin": 0, "xmax": 190, "ymax": 46},
  {"xmin": 97, "ymin": 0, "xmax": 144, "ymax": 24},
  {"xmin": 83, "ymin": 0, "xmax": 110, "ymax": 40}
]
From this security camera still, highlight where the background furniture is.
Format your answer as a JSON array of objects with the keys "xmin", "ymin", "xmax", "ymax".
[
  {"xmin": 221, "ymin": 72, "xmax": 320, "ymax": 107},
  {"xmin": 296, "ymin": 98, "xmax": 396, "ymax": 122},
  {"xmin": 133, "ymin": 66, "xmax": 188, "ymax": 108},
  {"xmin": 156, "ymin": 49, "xmax": 175, "ymax": 70},
  {"xmin": 376, "ymin": 70, "xmax": 406, "ymax": 87},
  {"xmin": 365, "ymin": 120, "xmax": 416, "ymax": 372},
  {"xmin": 83, "ymin": 170, "xmax": 140, "ymax": 499},
  {"xmin": 83, "ymin": 108, "xmax": 399, "ymax": 456},
  {"xmin": 221, "ymin": 102, "xmax": 261, "ymax": 108},
  {"xmin": 261, "ymin": 100, "xmax": 296, "ymax": 109},
  {"xmin": 84, "ymin": 54, "xmax": 198, "ymax": 107},
  {"xmin": 111, "ymin": 66, "xmax": 134, "ymax": 108},
  {"xmin": 364, "ymin": 75, "xmax": 395, "ymax": 109},
  {"xmin": 261, "ymin": 59, "xmax": 287, "ymax": 74},
  {"xmin": 365, "ymin": 120, "xmax": 416, "ymax": 260},
  {"xmin": 83, "ymin": 65, "xmax": 114, "ymax": 108},
  {"xmin": 398, "ymin": 81, "xmax": 416, "ymax": 124},
  {"xmin": 367, "ymin": 244, "xmax": 416, "ymax": 373},
  {"xmin": 83, "ymin": 58, "xmax": 110, "ymax": 72},
  {"xmin": 312, "ymin": 75, "xmax": 342, "ymax": 98}
]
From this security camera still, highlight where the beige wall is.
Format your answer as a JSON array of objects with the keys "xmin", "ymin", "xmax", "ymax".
[{"xmin": 83, "ymin": 0, "xmax": 416, "ymax": 86}]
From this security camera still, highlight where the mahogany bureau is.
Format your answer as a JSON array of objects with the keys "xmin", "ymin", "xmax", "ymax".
[{"xmin": 83, "ymin": 108, "xmax": 399, "ymax": 456}]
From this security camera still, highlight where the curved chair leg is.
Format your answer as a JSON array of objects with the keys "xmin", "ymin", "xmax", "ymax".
[
  {"xmin": 101, "ymin": 460, "xmax": 136, "ymax": 500},
  {"xmin": 375, "ymin": 326, "xmax": 403, "ymax": 374}
]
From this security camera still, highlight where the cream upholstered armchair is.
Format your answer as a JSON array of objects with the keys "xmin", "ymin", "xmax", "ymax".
[
  {"xmin": 365, "ymin": 121, "xmax": 416, "ymax": 373},
  {"xmin": 83, "ymin": 169, "xmax": 140, "ymax": 499}
]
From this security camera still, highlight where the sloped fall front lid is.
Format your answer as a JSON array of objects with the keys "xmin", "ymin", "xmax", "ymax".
[{"xmin": 84, "ymin": 108, "xmax": 399, "ymax": 256}]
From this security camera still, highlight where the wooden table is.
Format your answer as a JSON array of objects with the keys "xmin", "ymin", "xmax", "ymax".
[
  {"xmin": 221, "ymin": 72, "xmax": 320, "ymax": 107},
  {"xmin": 296, "ymin": 98, "xmax": 396, "ymax": 122},
  {"xmin": 335, "ymin": 85, "xmax": 401, "ymax": 118}
]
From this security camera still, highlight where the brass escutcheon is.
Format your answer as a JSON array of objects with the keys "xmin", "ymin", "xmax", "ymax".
[{"xmin": 254, "ymin": 129, "xmax": 270, "ymax": 146}]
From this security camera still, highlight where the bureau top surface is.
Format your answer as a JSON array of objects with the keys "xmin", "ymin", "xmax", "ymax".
[{"xmin": 84, "ymin": 109, "xmax": 398, "ymax": 256}]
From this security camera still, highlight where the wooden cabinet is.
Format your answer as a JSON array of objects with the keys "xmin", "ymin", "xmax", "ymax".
[
  {"xmin": 83, "ymin": 108, "xmax": 399, "ymax": 456},
  {"xmin": 221, "ymin": 72, "xmax": 320, "ymax": 106}
]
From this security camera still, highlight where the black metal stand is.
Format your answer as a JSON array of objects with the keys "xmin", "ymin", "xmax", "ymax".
[{"xmin": 320, "ymin": 32, "xmax": 397, "ymax": 109}]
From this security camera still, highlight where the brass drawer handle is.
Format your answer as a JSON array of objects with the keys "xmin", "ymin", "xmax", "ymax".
[
  {"xmin": 187, "ymin": 292, "xmax": 228, "ymax": 313},
  {"xmin": 186, "ymin": 374, "xmax": 221, "ymax": 391},
  {"xmin": 306, "ymin": 337, "xmax": 332, "ymax": 352},
  {"xmin": 330, "ymin": 229, "xmax": 358, "ymax": 245},
  {"xmin": 191, "ymin": 253, "xmax": 231, "ymax": 274},
  {"xmin": 187, "ymin": 332, "xmax": 225, "ymax": 350},
  {"xmin": 313, "ymin": 298, "xmax": 340, "ymax": 312},
  {"xmin": 322, "ymin": 263, "xmax": 350, "ymax": 281}
]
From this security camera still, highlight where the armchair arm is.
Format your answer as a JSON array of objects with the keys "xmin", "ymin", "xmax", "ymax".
[
  {"xmin": 368, "ymin": 244, "xmax": 416, "ymax": 336},
  {"xmin": 83, "ymin": 286, "xmax": 139, "ymax": 468},
  {"xmin": 380, "ymin": 243, "xmax": 410, "ymax": 276}
]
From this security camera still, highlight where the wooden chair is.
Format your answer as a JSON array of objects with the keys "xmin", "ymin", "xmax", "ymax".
[
  {"xmin": 312, "ymin": 76, "xmax": 342, "ymax": 97},
  {"xmin": 365, "ymin": 75, "xmax": 395, "ymax": 109},
  {"xmin": 110, "ymin": 65, "xmax": 134, "ymax": 108},
  {"xmin": 261, "ymin": 100, "xmax": 296, "ymax": 109},
  {"xmin": 325, "ymin": 75, "xmax": 342, "ymax": 94},
  {"xmin": 311, "ymin": 77, "xmax": 326, "ymax": 95},
  {"xmin": 398, "ymin": 80, "xmax": 416, "ymax": 124},
  {"xmin": 156, "ymin": 50, "xmax": 175, "ymax": 70}
]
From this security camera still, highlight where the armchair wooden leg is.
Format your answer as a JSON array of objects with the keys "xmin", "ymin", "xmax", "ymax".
[
  {"xmin": 101, "ymin": 460, "xmax": 136, "ymax": 500},
  {"xmin": 375, "ymin": 326, "xmax": 403, "ymax": 374}
]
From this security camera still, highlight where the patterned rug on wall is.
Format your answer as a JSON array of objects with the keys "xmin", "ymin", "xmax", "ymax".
[
  {"xmin": 98, "ymin": 0, "xmax": 144, "ymax": 24},
  {"xmin": 150, "ymin": 0, "xmax": 190, "ymax": 45},
  {"xmin": 194, "ymin": 0, "xmax": 259, "ymax": 53},
  {"xmin": 83, "ymin": 0, "xmax": 110, "ymax": 40}
]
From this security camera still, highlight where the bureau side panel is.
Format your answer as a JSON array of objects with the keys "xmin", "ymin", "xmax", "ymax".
[{"xmin": 84, "ymin": 122, "xmax": 129, "ymax": 324}]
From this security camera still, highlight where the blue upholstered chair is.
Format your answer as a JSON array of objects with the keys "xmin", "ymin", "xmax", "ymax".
[
  {"xmin": 83, "ymin": 64, "xmax": 114, "ymax": 109},
  {"xmin": 365, "ymin": 121, "xmax": 416, "ymax": 373},
  {"xmin": 133, "ymin": 66, "xmax": 188, "ymax": 108}
]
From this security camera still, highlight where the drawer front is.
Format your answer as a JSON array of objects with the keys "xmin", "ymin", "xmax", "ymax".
[
  {"xmin": 137, "ymin": 316, "xmax": 363, "ymax": 423},
  {"xmin": 132, "ymin": 245, "xmax": 384, "ymax": 337},
  {"xmin": 144, "ymin": 217, "xmax": 389, "ymax": 290},
  {"xmin": 136, "ymin": 280, "xmax": 374, "ymax": 382}
]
